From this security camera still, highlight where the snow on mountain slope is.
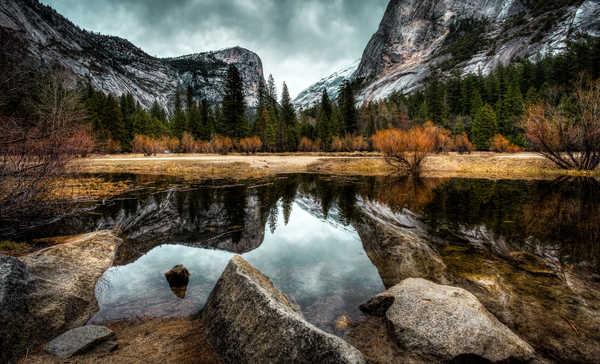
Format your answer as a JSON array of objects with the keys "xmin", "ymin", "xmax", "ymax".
[
  {"xmin": 296, "ymin": 0, "xmax": 600, "ymax": 108},
  {"xmin": 293, "ymin": 60, "xmax": 360, "ymax": 110}
]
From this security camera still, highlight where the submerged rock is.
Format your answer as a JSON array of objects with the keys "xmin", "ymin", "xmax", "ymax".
[
  {"xmin": 361, "ymin": 278, "xmax": 535, "ymax": 363},
  {"xmin": 165, "ymin": 264, "xmax": 190, "ymax": 287},
  {"xmin": 201, "ymin": 255, "xmax": 366, "ymax": 364},
  {"xmin": 0, "ymin": 255, "xmax": 31, "ymax": 364},
  {"xmin": 44, "ymin": 325, "xmax": 115, "ymax": 359},
  {"xmin": 165, "ymin": 264, "xmax": 190, "ymax": 299}
]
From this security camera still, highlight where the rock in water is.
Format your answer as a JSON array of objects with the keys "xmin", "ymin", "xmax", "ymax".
[
  {"xmin": 165, "ymin": 264, "xmax": 191, "ymax": 299},
  {"xmin": 361, "ymin": 278, "xmax": 535, "ymax": 363},
  {"xmin": 202, "ymin": 255, "xmax": 366, "ymax": 364},
  {"xmin": 0, "ymin": 255, "xmax": 30, "ymax": 364},
  {"xmin": 165, "ymin": 264, "xmax": 191, "ymax": 287},
  {"xmin": 44, "ymin": 325, "xmax": 115, "ymax": 359}
]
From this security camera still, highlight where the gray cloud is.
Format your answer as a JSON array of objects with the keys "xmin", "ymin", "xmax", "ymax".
[{"xmin": 40, "ymin": 0, "xmax": 388, "ymax": 97}]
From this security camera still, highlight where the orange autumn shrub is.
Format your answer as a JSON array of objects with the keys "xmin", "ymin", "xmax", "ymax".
[
  {"xmin": 490, "ymin": 134, "xmax": 522, "ymax": 153},
  {"xmin": 239, "ymin": 136, "xmax": 263, "ymax": 154},
  {"xmin": 212, "ymin": 135, "xmax": 233, "ymax": 155},
  {"xmin": 372, "ymin": 125, "xmax": 435, "ymax": 174},
  {"xmin": 299, "ymin": 137, "xmax": 320, "ymax": 152},
  {"xmin": 454, "ymin": 133, "xmax": 474, "ymax": 154},
  {"xmin": 331, "ymin": 136, "xmax": 343, "ymax": 152}
]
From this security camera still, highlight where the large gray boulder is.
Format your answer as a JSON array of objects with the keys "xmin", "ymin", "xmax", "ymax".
[
  {"xmin": 201, "ymin": 255, "xmax": 366, "ymax": 364},
  {"xmin": 0, "ymin": 231, "xmax": 121, "ymax": 362},
  {"xmin": 44, "ymin": 325, "xmax": 115, "ymax": 359},
  {"xmin": 361, "ymin": 278, "xmax": 535, "ymax": 363},
  {"xmin": 0, "ymin": 255, "xmax": 31, "ymax": 363}
]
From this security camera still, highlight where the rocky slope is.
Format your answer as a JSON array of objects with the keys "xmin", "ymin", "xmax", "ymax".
[
  {"xmin": 0, "ymin": 0, "xmax": 265, "ymax": 111},
  {"xmin": 293, "ymin": 60, "xmax": 360, "ymax": 110},
  {"xmin": 296, "ymin": 0, "xmax": 600, "ymax": 108}
]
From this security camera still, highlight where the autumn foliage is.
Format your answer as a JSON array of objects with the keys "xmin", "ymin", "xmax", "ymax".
[
  {"xmin": 524, "ymin": 80, "xmax": 600, "ymax": 170},
  {"xmin": 372, "ymin": 125, "xmax": 436, "ymax": 175},
  {"xmin": 239, "ymin": 136, "xmax": 263, "ymax": 154},
  {"xmin": 490, "ymin": 134, "xmax": 522, "ymax": 153},
  {"xmin": 454, "ymin": 133, "xmax": 474, "ymax": 154},
  {"xmin": 299, "ymin": 137, "xmax": 321, "ymax": 152}
]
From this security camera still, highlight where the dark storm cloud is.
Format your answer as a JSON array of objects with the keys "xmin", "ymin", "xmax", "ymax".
[{"xmin": 40, "ymin": 0, "xmax": 388, "ymax": 97}]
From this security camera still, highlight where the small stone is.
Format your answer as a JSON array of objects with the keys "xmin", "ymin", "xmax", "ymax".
[
  {"xmin": 334, "ymin": 315, "xmax": 351, "ymax": 329},
  {"xmin": 44, "ymin": 325, "xmax": 115, "ymax": 359},
  {"xmin": 164, "ymin": 264, "xmax": 190, "ymax": 287}
]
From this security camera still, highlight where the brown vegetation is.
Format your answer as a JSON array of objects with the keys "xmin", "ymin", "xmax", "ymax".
[
  {"xmin": 239, "ymin": 136, "xmax": 263, "ymax": 154},
  {"xmin": 299, "ymin": 137, "xmax": 321, "ymax": 152},
  {"xmin": 490, "ymin": 134, "xmax": 522, "ymax": 153},
  {"xmin": 0, "ymin": 71, "xmax": 92, "ymax": 232},
  {"xmin": 524, "ymin": 79, "xmax": 600, "ymax": 170},
  {"xmin": 454, "ymin": 133, "xmax": 474, "ymax": 154},
  {"xmin": 372, "ymin": 126, "xmax": 436, "ymax": 175}
]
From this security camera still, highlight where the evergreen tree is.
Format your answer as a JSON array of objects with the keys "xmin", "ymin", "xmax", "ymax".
[
  {"xmin": 471, "ymin": 104, "xmax": 498, "ymax": 150},
  {"xmin": 280, "ymin": 82, "xmax": 298, "ymax": 151},
  {"xmin": 267, "ymin": 74, "xmax": 277, "ymax": 106},
  {"xmin": 198, "ymin": 99, "xmax": 211, "ymax": 140},
  {"xmin": 222, "ymin": 64, "xmax": 247, "ymax": 138},
  {"xmin": 120, "ymin": 93, "xmax": 136, "ymax": 150},
  {"xmin": 150, "ymin": 101, "xmax": 167, "ymax": 123},
  {"xmin": 264, "ymin": 106, "xmax": 277, "ymax": 151},
  {"xmin": 317, "ymin": 89, "xmax": 333, "ymax": 150},
  {"xmin": 338, "ymin": 80, "xmax": 358, "ymax": 134},
  {"xmin": 470, "ymin": 89, "xmax": 484, "ymax": 119},
  {"xmin": 172, "ymin": 88, "xmax": 187, "ymax": 138}
]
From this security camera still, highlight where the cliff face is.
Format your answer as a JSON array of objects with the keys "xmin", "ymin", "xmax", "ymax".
[
  {"xmin": 0, "ymin": 0, "xmax": 265, "ymax": 110},
  {"xmin": 296, "ymin": 0, "xmax": 600, "ymax": 108}
]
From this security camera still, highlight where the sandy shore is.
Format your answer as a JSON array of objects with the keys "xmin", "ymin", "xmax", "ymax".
[{"xmin": 73, "ymin": 152, "xmax": 598, "ymax": 180}]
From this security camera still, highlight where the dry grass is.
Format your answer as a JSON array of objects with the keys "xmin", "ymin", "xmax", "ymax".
[
  {"xmin": 0, "ymin": 240, "xmax": 31, "ymax": 256},
  {"xmin": 72, "ymin": 152, "xmax": 600, "ymax": 182},
  {"xmin": 46, "ymin": 177, "xmax": 133, "ymax": 201},
  {"xmin": 21, "ymin": 316, "xmax": 221, "ymax": 364}
]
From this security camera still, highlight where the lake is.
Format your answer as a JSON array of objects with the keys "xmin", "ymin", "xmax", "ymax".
[{"xmin": 23, "ymin": 174, "xmax": 600, "ymax": 342}]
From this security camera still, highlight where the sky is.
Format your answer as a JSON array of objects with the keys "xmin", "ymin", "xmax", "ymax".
[{"xmin": 40, "ymin": 0, "xmax": 389, "ymax": 98}]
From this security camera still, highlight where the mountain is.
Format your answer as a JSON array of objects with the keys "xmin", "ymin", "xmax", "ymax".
[
  {"xmin": 0, "ymin": 0, "xmax": 265, "ymax": 111},
  {"xmin": 293, "ymin": 60, "xmax": 360, "ymax": 110},
  {"xmin": 296, "ymin": 0, "xmax": 600, "ymax": 108}
]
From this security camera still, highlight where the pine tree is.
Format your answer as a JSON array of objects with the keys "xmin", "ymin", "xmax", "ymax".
[
  {"xmin": 150, "ymin": 101, "xmax": 167, "ymax": 123},
  {"xmin": 120, "ymin": 93, "xmax": 136, "ymax": 150},
  {"xmin": 317, "ymin": 89, "xmax": 332, "ymax": 150},
  {"xmin": 280, "ymin": 82, "xmax": 298, "ymax": 151},
  {"xmin": 222, "ymin": 64, "xmax": 247, "ymax": 138},
  {"xmin": 471, "ymin": 104, "xmax": 498, "ymax": 150},
  {"xmin": 264, "ymin": 106, "xmax": 277, "ymax": 152},
  {"xmin": 338, "ymin": 80, "xmax": 358, "ymax": 134},
  {"xmin": 172, "ymin": 88, "xmax": 187, "ymax": 138},
  {"xmin": 470, "ymin": 89, "xmax": 484, "ymax": 119},
  {"xmin": 198, "ymin": 99, "xmax": 210, "ymax": 140},
  {"xmin": 267, "ymin": 74, "xmax": 277, "ymax": 107},
  {"xmin": 102, "ymin": 94, "xmax": 127, "ymax": 147}
]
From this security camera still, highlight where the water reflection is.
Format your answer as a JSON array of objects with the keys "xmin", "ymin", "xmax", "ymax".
[
  {"xmin": 91, "ymin": 200, "xmax": 384, "ymax": 333},
  {"xmin": 30, "ymin": 174, "xmax": 600, "ymax": 334}
]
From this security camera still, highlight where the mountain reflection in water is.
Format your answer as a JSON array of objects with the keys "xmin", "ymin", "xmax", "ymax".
[{"xmin": 26, "ymin": 174, "xmax": 600, "ymax": 337}]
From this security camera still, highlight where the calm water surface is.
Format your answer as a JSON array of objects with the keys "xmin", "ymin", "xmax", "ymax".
[{"xmin": 24, "ymin": 174, "xmax": 600, "ymax": 333}]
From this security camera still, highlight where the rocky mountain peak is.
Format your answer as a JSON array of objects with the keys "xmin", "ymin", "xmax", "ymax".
[
  {"xmin": 295, "ymin": 0, "xmax": 600, "ymax": 109},
  {"xmin": 0, "ymin": 0, "xmax": 266, "ymax": 111}
]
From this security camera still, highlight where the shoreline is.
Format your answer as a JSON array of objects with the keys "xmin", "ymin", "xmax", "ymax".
[{"xmin": 73, "ymin": 152, "xmax": 599, "ymax": 181}]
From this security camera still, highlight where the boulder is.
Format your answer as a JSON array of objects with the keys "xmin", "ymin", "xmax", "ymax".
[
  {"xmin": 2, "ymin": 231, "xmax": 122, "ymax": 361},
  {"xmin": 201, "ymin": 255, "xmax": 366, "ymax": 364},
  {"xmin": 44, "ymin": 325, "xmax": 115, "ymax": 359},
  {"xmin": 361, "ymin": 278, "xmax": 535, "ymax": 363},
  {"xmin": 0, "ymin": 255, "xmax": 31, "ymax": 363},
  {"xmin": 165, "ymin": 264, "xmax": 190, "ymax": 287}
]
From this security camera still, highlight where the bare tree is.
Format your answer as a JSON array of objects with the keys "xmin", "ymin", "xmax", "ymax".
[
  {"xmin": 525, "ymin": 80, "xmax": 600, "ymax": 170},
  {"xmin": 0, "ymin": 71, "xmax": 89, "ymax": 236}
]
